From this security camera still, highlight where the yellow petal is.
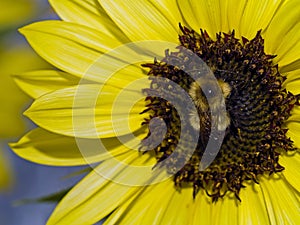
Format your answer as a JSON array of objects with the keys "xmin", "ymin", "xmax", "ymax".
[
  {"xmin": 273, "ymin": 22, "xmax": 300, "ymax": 70},
  {"xmin": 47, "ymin": 157, "xmax": 142, "ymax": 225},
  {"xmin": 24, "ymin": 84, "xmax": 147, "ymax": 138},
  {"xmin": 13, "ymin": 70, "xmax": 82, "ymax": 99},
  {"xmin": 214, "ymin": 196, "xmax": 239, "ymax": 225},
  {"xmin": 19, "ymin": 20, "xmax": 122, "ymax": 78},
  {"xmin": 178, "ymin": 0, "xmax": 222, "ymax": 36},
  {"xmin": 265, "ymin": 0, "xmax": 300, "ymax": 67},
  {"xmin": 280, "ymin": 59, "xmax": 300, "ymax": 74},
  {"xmin": 10, "ymin": 127, "xmax": 148, "ymax": 167},
  {"xmin": 76, "ymin": 41, "xmax": 179, "ymax": 85},
  {"xmin": 0, "ymin": 45, "xmax": 48, "ymax": 138},
  {"xmin": 280, "ymin": 153, "xmax": 300, "ymax": 191},
  {"xmin": 104, "ymin": 179, "xmax": 175, "ymax": 225},
  {"xmin": 159, "ymin": 187, "xmax": 194, "ymax": 225},
  {"xmin": 102, "ymin": 194, "xmax": 138, "ymax": 225},
  {"xmin": 260, "ymin": 175, "xmax": 300, "ymax": 225},
  {"xmin": 99, "ymin": 0, "xmax": 178, "ymax": 42},
  {"xmin": 178, "ymin": 0, "xmax": 247, "ymax": 37},
  {"xmin": 144, "ymin": 184, "xmax": 177, "ymax": 225},
  {"xmin": 11, "ymin": 128, "xmax": 107, "ymax": 166},
  {"xmin": 149, "ymin": 0, "xmax": 183, "ymax": 29},
  {"xmin": 224, "ymin": 0, "xmax": 246, "ymax": 36},
  {"xmin": 191, "ymin": 192, "xmax": 214, "ymax": 225},
  {"xmin": 282, "ymin": 68, "xmax": 300, "ymax": 83},
  {"xmin": 283, "ymin": 69, "xmax": 300, "ymax": 95},
  {"xmin": 287, "ymin": 105, "xmax": 300, "ymax": 122},
  {"xmin": 49, "ymin": 0, "xmax": 129, "ymax": 43},
  {"xmin": 286, "ymin": 121, "xmax": 300, "ymax": 149},
  {"xmin": 240, "ymin": 0, "xmax": 284, "ymax": 39},
  {"xmin": 238, "ymin": 182, "xmax": 271, "ymax": 225}
]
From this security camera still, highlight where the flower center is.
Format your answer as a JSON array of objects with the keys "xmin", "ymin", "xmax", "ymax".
[{"xmin": 141, "ymin": 25, "xmax": 299, "ymax": 201}]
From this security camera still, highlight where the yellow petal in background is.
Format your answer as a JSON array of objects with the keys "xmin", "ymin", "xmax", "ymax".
[
  {"xmin": 0, "ymin": 0, "xmax": 36, "ymax": 31},
  {"xmin": 0, "ymin": 0, "xmax": 52, "ymax": 192},
  {"xmin": 0, "ymin": 45, "xmax": 48, "ymax": 138}
]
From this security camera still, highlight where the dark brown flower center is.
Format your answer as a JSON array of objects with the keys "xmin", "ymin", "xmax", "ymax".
[{"xmin": 141, "ymin": 25, "xmax": 299, "ymax": 201}]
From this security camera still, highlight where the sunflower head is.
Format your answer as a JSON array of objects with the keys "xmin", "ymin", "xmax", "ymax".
[{"xmin": 141, "ymin": 25, "xmax": 299, "ymax": 201}]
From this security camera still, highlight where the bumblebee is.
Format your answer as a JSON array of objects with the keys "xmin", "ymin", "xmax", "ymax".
[{"xmin": 188, "ymin": 78, "xmax": 231, "ymax": 133}]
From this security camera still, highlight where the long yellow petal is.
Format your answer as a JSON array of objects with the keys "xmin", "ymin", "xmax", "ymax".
[
  {"xmin": 238, "ymin": 182, "xmax": 271, "ymax": 225},
  {"xmin": 10, "ymin": 128, "xmax": 90, "ymax": 166},
  {"xmin": 260, "ymin": 175, "xmax": 300, "ymax": 225},
  {"xmin": 280, "ymin": 153, "xmax": 300, "ymax": 191},
  {"xmin": 19, "ymin": 20, "xmax": 122, "ymax": 78},
  {"xmin": 10, "ymin": 128, "xmax": 141, "ymax": 166},
  {"xmin": 178, "ymin": 0, "xmax": 222, "ymax": 37},
  {"xmin": 104, "ymin": 179, "xmax": 175, "ymax": 225},
  {"xmin": 191, "ymin": 192, "xmax": 215, "ymax": 225},
  {"xmin": 178, "ymin": 0, "xmax": 239, "ymax": 37},
  {"xmin": 10, "ymin": 126, "xmax": 151, "ymax": 167},
  {"xmin": 265, "ymin": 0, "xmax": 300, "ymax": 68},
  {"xmin": 49, "ymin": 0, "xmax": 129, "ymax": 43},
  {"xmin": 273, "ymin": 22, "xmax": 300, "ymax": 70},
  {"xmin": 13, "ymin": 70, "xmax": 82, "ymax": 99},
  {"xmin": 159, "ymin": 187, "xmax": 194, "ymax": 225},
  {"xmin": 240, "ymin": 0, "xmax": 284, "ymax": 39},
  {"xmin": 24, "ymin": 84, "xmax": 147, "ymax": 138},
  {"xmin": 47, "ymin": 154, "xmax": 150, "ymax": 225},
  {"xmin": 102, "ymin": 194, "xmax": 138, "ymax": 225},
  {"xmin": 99, "ymin": 0, "xmax": 178, "ymax": 42},
  {"xmin": 149, "ymin": 0, "xmax": 183, "ymax": 29},
  {"xmin": 213, "ymin": 197, "xmax": 239, "ymax": 225}
]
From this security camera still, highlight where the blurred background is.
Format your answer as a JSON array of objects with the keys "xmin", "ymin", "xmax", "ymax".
[{"xmin": 0, "ymin": 1, "xmax": 85, "ymax": 224}]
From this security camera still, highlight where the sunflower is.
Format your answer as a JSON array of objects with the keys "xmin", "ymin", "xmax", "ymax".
[{"xmin": 12, "ymin": 0, "xmax": 300, "ymax": 224}]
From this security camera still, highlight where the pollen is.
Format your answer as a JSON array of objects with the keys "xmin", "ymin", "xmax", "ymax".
[{"xmin": 141, "ymin": 25, "xmax": 299, "ymax": 202}]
